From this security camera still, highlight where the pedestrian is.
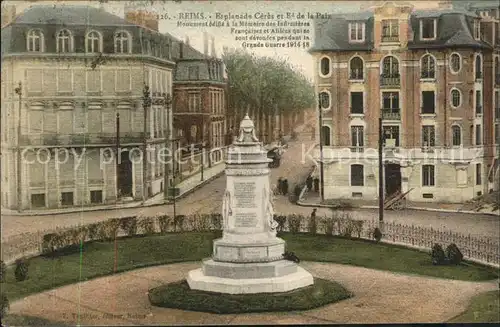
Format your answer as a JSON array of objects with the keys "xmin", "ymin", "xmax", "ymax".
[
  {"xmin": 313, "ymin": 177, "xmax": 319, "ymax": 192},
  {"xmin": 311, "ymin": 208, "xmax": 317, "ymax": 220},
  {"xmin": 306, "ymin": 175, "xmax": 313, "ymax": 191},
  {"xmin": 282, "ymin": 179, "xmax": 289, "ymax": 195},
  {"xmin": 277, "ymin": 177, "xmax": 283, "ymax": 195}
]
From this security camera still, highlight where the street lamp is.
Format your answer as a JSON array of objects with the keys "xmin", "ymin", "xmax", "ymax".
[
  {"xmin": 318, "ymin": 94, "xmax": 325, "ymax": 202},
  {"xmin": 15, "ymin": 82, "xmax": 22, "ymax": 212},
  {"xmin": 378, "ymin": 117, "xmax": 384, "ymax": 226},
  {"xmin": 163, "ymin": 93, "xmax": 172, "ymax": 202},
  {"xmin": 142, "ymin": 84, "xmax": 152, "ymax": 203}
]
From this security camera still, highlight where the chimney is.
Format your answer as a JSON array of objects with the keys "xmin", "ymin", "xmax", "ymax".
[
  {"xmin": 124, "ymin": 9, "xmax": 159, "ymax": 32},
  {"xmin": 438, "ymin": 1, "xmax": 452, "ymax": 9},
  {"xmin": 211, "ymin": 36, "xmax": 216, "ymax": 57},
  {"xmin": 203, "ymin": 31, "xmax": 208, "ymax": 55},
  {"xmin": 179, "ymin": 41, "xmax": 184, "ymax": 59},
  {"xmin": 185, "ymin": 35, "xmax": 190, "ymax": 46}
]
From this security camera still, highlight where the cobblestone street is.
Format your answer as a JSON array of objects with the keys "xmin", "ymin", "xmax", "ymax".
[{"xmin": 1, "ymin": 131, "xmax": 499, "ymax": 240}]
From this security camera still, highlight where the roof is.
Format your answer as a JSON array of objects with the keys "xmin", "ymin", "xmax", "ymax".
[
  {"xmin": 12, "ymin": 5, "xmax": 135, "ymax": 26},
  {"xmin": 467, "ymin": 1, "xmax": 500, "ymax": 10},
  {"xmin": 310, "ymin": 8, "xmax": 493, "ymax": 53}
]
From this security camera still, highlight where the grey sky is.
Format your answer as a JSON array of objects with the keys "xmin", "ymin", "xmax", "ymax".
[{"xmin": 5, "ymin": 1, "xmax": 444, "ymax": 79}]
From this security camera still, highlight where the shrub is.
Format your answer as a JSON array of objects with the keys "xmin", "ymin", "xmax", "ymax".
[
  {"xmin": 14, "ymin": 258, "xmax": 29, "ymax": 282},
  {"xmin": 191, "ymin": 214, "xmax": 211, "ymax": 232},
  {"xmin": 0, "ymin": 292, "xmax": 8, "ymax": 319},
  {"xmin": 174, "ymin": 215, "xmax": 185, "ymax": 231},
  {"xmin": 98, "ymin": 219, "xmax": 121, "ymax": 241},
  {"xmin": 274, "ymin": 215, "xmax": 287, "ymax": 232},
  {"xmin": 373, "ymin": 228, "xmax": 382, "ymax": 242},
  {"xmin": 431, "ymin": 243, "xmax": 446, "ymax": 265},
  {"xmin": 446, "ymin": 243, "xmax": 464, "ymax": 265},
  {"xmin": 0, "ymin": 261, "xmax": 6, "ymax": 283},
  {"xmin": 352, "ymin": 220, "xmax": 364, "ymax": 238},
  {"xmin": 287, "ymin": 214, "xmax": 302, "ymax": 233},
  {"xmin": 120, "ymin": 216, "xmax": 138, "ymax": 237},
  {"xmin": 42, "ymin": 233, "xmax": 58, "ymax": 254},
  {"xmin": 157, "ymin": 215, "xmax": 171, "ymax": 234},
  {"xmin": 321, "ymin": 216, "xmax": 335, "ymax": 236},
  {"xmin": 139, "ymin": 217, "xmax": 156, "ymax": 235},
  {"xmin": 307, "ymin": 214, "xmax": 318, "ymax": 234},
  {"xmin": 283, "ymin": 251, "xmax": 300, "ymax": 263},
  {"xmin": 210, "ymin": 214, "xmax": 223, "ymax": 230},
  {"xmin": 87, "ymin": 223, "xmax": 100, "ymax": 241}
]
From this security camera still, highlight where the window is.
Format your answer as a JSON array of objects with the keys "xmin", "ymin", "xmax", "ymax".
[
  {"xmin": 451, "ymin": 89, "xmax": 461, "ymax": 108},
  {"xmin": 452, "ymin": 125, "xmax": 462, "ymax": 146},
  {"xmin": 188, "ymin": 66, "xmax": 199, "ymax": 80},
  {"xmin": 381, "ymin": 56, "xmax": 399, "ymax": 77},
  {"xmin": 61, "ymin": 192, "xmax": 74, "ymax": 206},
  {"xmin": 383, "ymin": 126, "xmax": 400, "ymax": 146},
  {"xmin": 188, "ymin": 92, "xmax": 201, "ymax": 112},
  {"xmin": 382, "ymin": 19, "xmax": 399, "ymax": 41},
  {"xmin": 475, "ymin": 55, "xmax": 482, "ymax": 79},
  {"xmin": 382, "ymin": 92, "xmax": 399, "ymax": 109},
  {"xmin": 31, "ymin": 193, "xmax": 45, "ymax": 208},
  {"xmin": 476, "ymin": 163, "xmax": 482, "ymax": 185},
  {"xmin": 476, "ymin": 90, "xmax": 482, "ymax": 114},
  {"xmin": 495, "ymin": 124, "xmax": 499, "ymax": 144},
  {"xmin": 450, "ymin": 53, "xmax": 461, "ymax": 73},
  {"xmin": 350, "ymin": 164, "xmax": 364, "ymax": 186},
  {"xmin": 350, "ymin": 92, "xmax": 363, "ymax": 114},
  {"xmin": 27, "ymin": 29, "xmax": 43, "ymax": 52},
  {"xmin": 421, "ymin": 91, "xmax": 435, "ymax": 114},
  {"xmin": 422, "ymin": 125, "xmax": 435, "ymax": 147},
  {"xmin": 496, "ymin": 91, "xmax": 500, "ymax": 119},
  {"xmin": 349, "ymin": 22, "xmax": 365, "ymax": 42},
  {"xmin": 319, "ymin": 92, "xmax": 330, "ymax": 109},
  {"xmin": 476, "ymin": 124, "xmax": 482, "ymax": 145},
  {"xmin": 349, "ymin": 57, "xmax": 364, "ymax": 80},
  {"xmin": 351, "ymin": 126, "xmax": 364, "ymax": 147},
  {"xmin": 90, "ymin": 190, "xmax": 103, "ymax": 204},
  {"xmin": 320, "ymin": 57, "xmax": 330, "ymax": 76},
  {"xmin": 86, "ymin": 31, "xmax": 101, "ymax": 53},
  {"xmin": 57, "ymin": 29, "xmax": 72, "ymax": 53},
  {"xmin": 422, "ymin": 165, "xmax": 435, "ymax": 186},
  {"xmin": 321, "ymin": 125, "xmax": 331, "ymax": 146},
  {"xmin": 114, "ymin": 31, "xmax": 130, "ymax": 53},
  {"xmin": 420, "ymin": 19, "xmax": 436, "ymax": 39},
  {"xmin": 421, "ymin": 54, "xmax": 435, "ymax": 78},
  {"xmin": 474, "ymin": 20, "xmax": 481, "ymax": 40}
]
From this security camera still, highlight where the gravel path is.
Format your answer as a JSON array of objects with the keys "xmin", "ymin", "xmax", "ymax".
[{"xmin": 9, "ymin": 262, "xmax": 498, "ymax": 325}]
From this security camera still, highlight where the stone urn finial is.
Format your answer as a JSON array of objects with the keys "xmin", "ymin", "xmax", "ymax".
[{"xmin": 237, "ymin": 114, "xmax": 259, "ymax": 143}]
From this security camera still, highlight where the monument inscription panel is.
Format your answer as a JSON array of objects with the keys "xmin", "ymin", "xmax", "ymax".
[
  {"xmin": 234, "ymin": 212, "xmax": 258, "ymax": 228},
  {"xmin": 234, "ymin": 182, "xmax": 257, "ymax": 208}
]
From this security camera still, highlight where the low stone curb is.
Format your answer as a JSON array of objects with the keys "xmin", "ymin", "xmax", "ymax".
[
  {"xmin": 2, "ymin": 168, "xmax": 225, "ymax": 217},
  {"xmin": 296, "ymin": 200, "xmax": 500, "ymax": 217}
]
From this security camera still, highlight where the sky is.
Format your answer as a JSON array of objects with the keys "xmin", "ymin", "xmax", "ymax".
[{"xmin": 4, "ymin": 1, "xmax": 446, "ymax": 79}]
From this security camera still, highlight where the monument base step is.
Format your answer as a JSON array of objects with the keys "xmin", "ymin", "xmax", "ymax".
[
  {"xmin": 213, "ymin": 237, "xmax": 285, "ymax": 263},
  {"xmin": 202, "ymin": 259, "xmax": 298, "ymax": 279},
  {"xmin": 187, "ymin": 266, "xmax": 314, "ymax": 294}
]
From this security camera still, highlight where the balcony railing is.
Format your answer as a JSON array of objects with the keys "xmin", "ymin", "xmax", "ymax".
[
  {"xmin": 350, "ymin": 146, "xmax": 364, "ymax": 153},
  {"xmin": 495, "ymin": 107, "xmax": 500, "ymax": 120},
  {"xmin": 350, "ymin": 107, "xmax": 364, "ymax": 115},
  {"xmin": 476, "ymin": 105, "xmax": 483, "ymax": 115},
  {"xmin": 475, "ymin": 71, "xmax": 483, "ymax": 80},
  {"xmin": 380, "ymin": 74, "xmax": 400, "ymax": 87},
  {"xmin": 349, "ymin": 70, "xmax": 363, "ymax": 80},
  {"xmin": 382, "ymin": 35, "xmax": 399, "ymax": 43},
  {"xmin": 381, "ymin": 108, "xmax": 401, "ymax": 120},
  {"xmin": 495, "ymin": 74, "xmax": 500, "ymax": 86},
  {"xmin": 18, "ymin": 133, "xmax": 146, "ymax": 147},
  {"xmin": 420, "ymin": 70, "xmax": 435, "ymax": 79}
]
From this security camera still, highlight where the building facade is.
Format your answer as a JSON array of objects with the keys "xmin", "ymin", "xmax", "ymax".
[
  {"xmin": 309, "ymin": 1, "xmax": 500, "ymax": 203},
  {"xmin": 1, "ymin": 5, "xmax": 176, "ymax": 210}
]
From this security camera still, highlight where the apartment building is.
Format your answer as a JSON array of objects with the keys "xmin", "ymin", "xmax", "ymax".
[
  {"xmin": 309, "ymin": 1, "xmax": 500, "ymax": 203},
  {"xmin": 1, "ymin": 5, "xmax": 175, "ymax": 210}
]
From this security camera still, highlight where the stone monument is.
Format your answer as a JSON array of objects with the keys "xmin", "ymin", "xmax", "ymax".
[{"xmin": 187, "ymin": 115, "xmax": 314, "ymax": 294}]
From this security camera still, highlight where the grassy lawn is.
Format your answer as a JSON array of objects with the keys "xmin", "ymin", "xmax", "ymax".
[
  {"xmin": 2, "ymin": 314, "xmax": 70, "ymax": 326},
  {"xmin": 2, "ymin": 232, "xmax": 498, "ymax": 303},
  {"xmin": 149, "ymin": 278, "xmax": 351, "ymax": 314},
  {"xmin": 448, "ymin": 290, "xmax": 500, "ymax": 323}
]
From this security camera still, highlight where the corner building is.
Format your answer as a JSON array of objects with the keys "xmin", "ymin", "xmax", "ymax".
[{"xmin": 309, "ymin": 1, "xmax": 500, "ymax": 203}]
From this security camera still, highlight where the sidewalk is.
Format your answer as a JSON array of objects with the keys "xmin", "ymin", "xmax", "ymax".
[
  {"xmin": 1, "ymin": 163, "xmax": 226, "ymax": 216},
  {"xmin": 298, "ymin": 191, "xmax": 500, "ymax": 216}
]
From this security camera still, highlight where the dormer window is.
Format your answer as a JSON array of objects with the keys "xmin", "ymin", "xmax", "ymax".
[
  {"xmin": 420, "ymin": 19, "xmax": 436, "ymax": 40},
  {"xmin": 27, "ymin": 29, "xmax": 44, "ymax": 52},
  {"xmin": 114, "ymin": 31, "xmax": 131, "ymax": 54},
  {"xmin": 473, "ymin": 20, "xmax": 481, "ymax": 40},
  {"xmin": 382, "ymin": 20, "xmax": 399, "ymax": 42},
  {"xmin": 57, "ymin": 29, "xmax": 73, "ymax": 53},
  {"xmin": 349, "ymin": 22, "xmax": 365, "ymax": 42}
]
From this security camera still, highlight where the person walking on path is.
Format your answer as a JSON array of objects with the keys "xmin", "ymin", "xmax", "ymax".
[
  {"xmin": 282, "ymin": 179, "xmax": 289, "ymax": 195},
  {"xmin": 311, "ymin": 208, "xmax": 317, "ymax": 220},
  {"xmin": 277, "ymin": 177, "xmax": 283, "ymax": 195},
  {"xmin": 313, "ymin": 177, "xmax": 319, "ymax": 193},
  {"xmin": 306, "ymin": 175, "xmax": 313, "ymax": 191}
]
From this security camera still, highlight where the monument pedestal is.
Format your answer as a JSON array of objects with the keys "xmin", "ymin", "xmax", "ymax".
[{"xmin": 187, "ymin": 114, "xmax": 314, "ymax": 294}]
